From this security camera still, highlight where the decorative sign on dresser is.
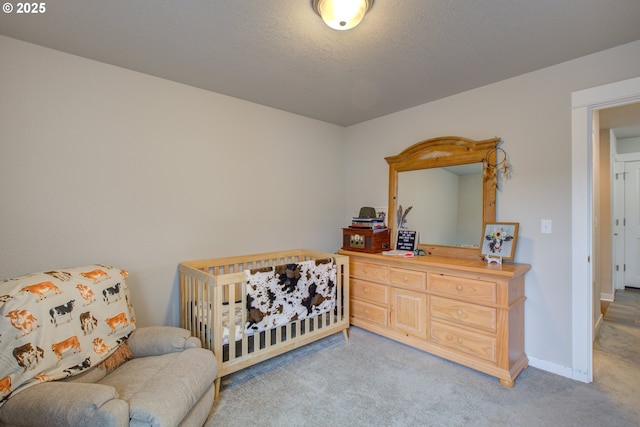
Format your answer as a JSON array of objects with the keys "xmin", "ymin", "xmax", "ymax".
[{"xmin": 341, "ymin": 136, "xmax": 532, "ymax": 386}]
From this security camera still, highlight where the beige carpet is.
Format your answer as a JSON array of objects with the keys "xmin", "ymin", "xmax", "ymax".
[
  {"xmin": 592, "ymin": 287, "xmax": 640, "ymax": 421},
  {"xmin": 601, "ymin": 288, "xmax": 640, "ymax": 325},
  {"xmin": 205, "ymin": 291, "xmax": 640, "ymax": 426}
]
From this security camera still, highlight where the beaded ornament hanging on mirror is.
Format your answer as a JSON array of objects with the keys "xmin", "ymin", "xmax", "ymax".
[{"xmin": 483, "ymin": 147, "xmax": 511, "ymax": 189}]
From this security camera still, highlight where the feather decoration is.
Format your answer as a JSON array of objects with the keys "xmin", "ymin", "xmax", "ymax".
[
  {"xmin": 397, "ymin": 204, "xmax": 413, "ymax": 229},
  {"xmin": 484, "ymin": 147, "xmax": 511, "ymax": 189}
]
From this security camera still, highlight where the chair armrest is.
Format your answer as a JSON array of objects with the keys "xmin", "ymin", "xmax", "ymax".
[
  {"xmin": 0, "ymin": 382, "xmax": 129, "ymax": 427},
  {"xmin": 127, "ymin": 326, "xmax": 201, "ymax": 358}
]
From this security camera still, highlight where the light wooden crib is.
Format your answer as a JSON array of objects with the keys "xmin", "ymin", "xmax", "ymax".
[{"xmin": 178, "ymin": 249, "xmax": 349, "ymax": 397}]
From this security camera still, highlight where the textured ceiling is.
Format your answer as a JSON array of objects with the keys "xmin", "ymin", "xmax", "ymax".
[{"xmin": 1, "ymin": 0, "xmax": 640, "ymax": 127}]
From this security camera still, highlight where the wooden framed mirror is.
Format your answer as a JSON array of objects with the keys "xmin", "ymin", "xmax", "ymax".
[{"xmin": 386, "ymin": 136, "xmax": 501, "ymax": 259}]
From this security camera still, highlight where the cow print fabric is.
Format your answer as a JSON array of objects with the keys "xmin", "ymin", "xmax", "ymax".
[
  {"xmin": 0, "ymin": 264, "xmax": 136, "ymax": 406},
  {"xmin": 245, "ymin": 258, "xmax": 336, "ymax": 334}
]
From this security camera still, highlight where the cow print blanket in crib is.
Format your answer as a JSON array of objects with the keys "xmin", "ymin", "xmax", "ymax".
[{"xmin": 245, "ymin": 258, "xmax": 336, "ymax": 334}]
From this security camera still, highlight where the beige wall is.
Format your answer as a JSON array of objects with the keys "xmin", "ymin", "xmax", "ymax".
[
  {"xmin": 344, "ymin": 40, "xmax": 640, "ymax": 371},
  {"xmin": 0, "ymin": 35, "xmax": 346, "ymax": 327},
  {"xmin": 617, "ymin": 136, "xmax": 640, "ymax": 153}
]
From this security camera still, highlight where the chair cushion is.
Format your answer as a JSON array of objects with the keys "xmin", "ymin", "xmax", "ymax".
[
  {"xmin": 97, "ymin": 347, "xmax": 216, "ymax": 426},
  {"xmin": 126, "ymin": 326, "xmax": 200, "ymax": 358},
  {"xmin": 0, "ymin": 381, "xmax": 129, "ymax": 427}
]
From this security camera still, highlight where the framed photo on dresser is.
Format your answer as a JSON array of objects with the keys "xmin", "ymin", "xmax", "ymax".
[{"xmin": 481, "ymin": 222, "xmax": 519, "ymax": 260}]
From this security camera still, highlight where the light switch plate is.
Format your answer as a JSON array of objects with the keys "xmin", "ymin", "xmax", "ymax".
[{"xmin": 541, "ymin": 219, "xmax": 552, "ymax": 234}]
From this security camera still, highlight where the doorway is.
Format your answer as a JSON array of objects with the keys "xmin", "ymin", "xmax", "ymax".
[
  {"xmin": 571, "ymin": 76, "xmax": 640, "ymax": 384},
  {"xmin": 604, "ymin": 105, "xmax": 640, "ymax": 291}
]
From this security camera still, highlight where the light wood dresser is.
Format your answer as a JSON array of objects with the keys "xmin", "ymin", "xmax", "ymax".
[{"xmin": 338, "ymin": 249, "xmax": 531, "ymax": 387}]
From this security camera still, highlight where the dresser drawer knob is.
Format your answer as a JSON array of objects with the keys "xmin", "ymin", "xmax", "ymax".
[
  {"xmin": 403, "ymin": 276, "xmax": 409, "ymax": 282},
  {"xmin": 457, "ymin": 338, "xmax": 463, "ymax": 345},
  {"xmin": 456, "ymin": 284, "xmax": 463, "ymax": 291},
  {"xmin": 456, "ymin": 310, "xmax": 463, "ymax": 317},
  {"xmin": 363, "ymin": 288, "xmax": 369, "ymax": 293}
]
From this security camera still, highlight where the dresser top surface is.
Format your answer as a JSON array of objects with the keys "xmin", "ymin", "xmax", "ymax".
[{"xmin": 337, "ymin": 250, "xmax": 531, "ymax": 278}]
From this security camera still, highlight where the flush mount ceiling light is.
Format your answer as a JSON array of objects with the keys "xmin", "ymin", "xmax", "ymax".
[{"xmin": 312, "ymin": 0, "xmax": 374, "ymax": 31}]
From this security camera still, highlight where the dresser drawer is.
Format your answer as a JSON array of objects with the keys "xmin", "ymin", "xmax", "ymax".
[
  {"xmin": 428, "ymin": 273, "xmax": 496, "ymax": 304},
  {"xmin": 430, "ymin": 321, "xmax": 496, "ymax": 362},
  {"xmin": 430, "ymin": 296, "xmax": 497, "ymax": 332},
  {"xmin": 390, "ymin": 268, "xmax": 427, "ymax": 290},
  {"xmin": 351, "ymin": 279, "xmax": 389, "ymax": 304},
  {"xmin": 351, "ymin": 261, "xmax": 390, "ymax": 283},
  {"xmin": 350, "ymin": 300, "xmax": 388, "ymax": 327}
]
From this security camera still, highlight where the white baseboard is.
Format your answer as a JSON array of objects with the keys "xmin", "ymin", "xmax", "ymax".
[
  {"xmin": 527, "ymin": 356, "xmax": 575, "ymax": 380},
  {"xmin": 600, "ymin": 292, "xmax": 614, "ymax": 301},
  {"xmin": 527, "ymin": 356, "xmax": 592, "ymax": 383},
  {"xmin": 594, "ymin": 312, "xmax": 603, "ymax": 338},
  {"xmin": 571, "ymin": 368, "xmax": 592, "ymax": 383}
]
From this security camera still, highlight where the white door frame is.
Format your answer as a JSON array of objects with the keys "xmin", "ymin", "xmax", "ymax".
[{"xmin": 571, "ymin": 76, "xmax": 640, "ymax": 383}]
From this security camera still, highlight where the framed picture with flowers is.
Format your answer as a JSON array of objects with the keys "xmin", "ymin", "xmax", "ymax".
[{"xmin": 481, "ymin": 222, "xmax": 519, "ymax": 260}]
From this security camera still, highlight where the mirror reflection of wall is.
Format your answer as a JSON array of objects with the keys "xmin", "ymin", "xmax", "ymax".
[{"xmin": 397, "ymin": 163, "xmax": 482, "ymax": 247}]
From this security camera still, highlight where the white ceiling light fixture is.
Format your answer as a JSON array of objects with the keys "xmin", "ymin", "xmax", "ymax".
[{"xmin": 312, "ymin": 0, "xmax": 374, "ymax": 31}]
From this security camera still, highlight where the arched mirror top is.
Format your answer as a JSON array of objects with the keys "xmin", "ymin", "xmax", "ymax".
[{"xmin": 386, "ymin": 136, "xmax": 501, "ymax": 259}]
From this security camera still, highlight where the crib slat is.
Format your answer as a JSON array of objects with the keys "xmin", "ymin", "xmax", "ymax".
[
  {"xmin": 227, "ymin": 283, "xmax": 237, "ymax": 361},
  {"xmin": 212, "ymin": 280, "xmax": 224, "ymax": 356},
  {"xmin": 240, "ymin": 283, "xmax": 249, "ymax": 358}
]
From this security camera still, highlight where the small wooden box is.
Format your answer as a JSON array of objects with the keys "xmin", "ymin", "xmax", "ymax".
[{"xmin": 342, "ymin": 228, "xmax": 390, "ymax": 253}]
